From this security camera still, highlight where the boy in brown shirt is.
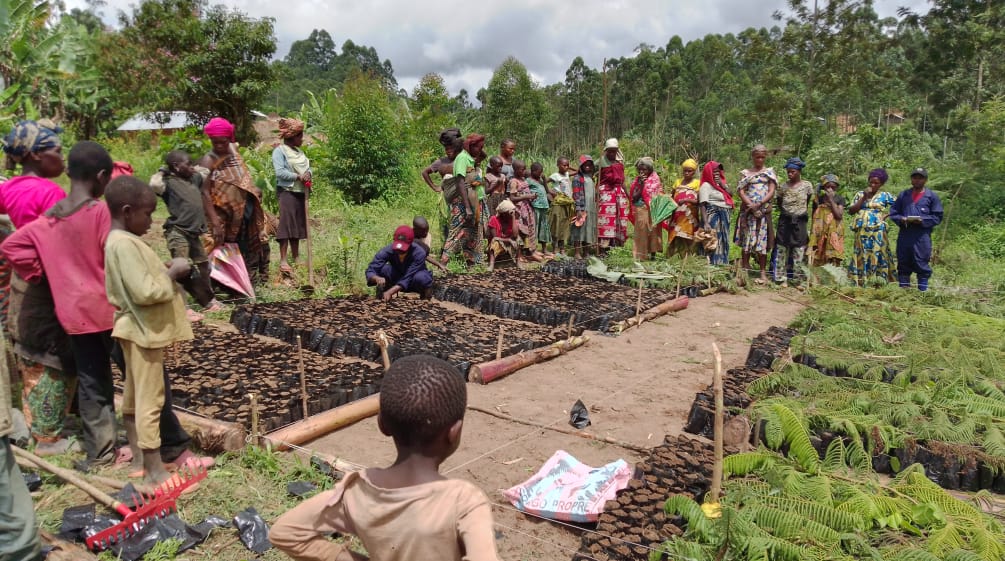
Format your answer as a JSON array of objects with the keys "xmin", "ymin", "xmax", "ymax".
[
  {"xmin": 104, "ymin": 176, "xmax": 196, "ymax": 492},
  {"xmin": 270, "ymin": 355, "xmax": 500, "ymax": 561}
]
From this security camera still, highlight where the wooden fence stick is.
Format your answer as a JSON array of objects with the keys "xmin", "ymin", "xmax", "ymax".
[
  {"xmin": 467, "ymin": 405, "xmax": 650, "ymax": 453},
  {"xmin": 249, "ymin": 393, "xmax": 260, "ymax": 447},
  {"xmin": 634, "ymin": 280, "xmax": 644, "ymax": 325},
  {"xmin": 376, "ymin": 330, "xmax": 391, "ymax": 371},
  {"xmin": 297, "ymin": 335, "xmax": 308, "ymax": 420},
  {"xmin": 495, "ymin": 325, "xmax": 505, "ymax": 360},
  {"xmin": 709, "ymin": 342, "xmax": 724, "ymax": 504}
]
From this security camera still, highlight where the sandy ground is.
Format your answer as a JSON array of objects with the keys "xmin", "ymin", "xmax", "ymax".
[{"xmin": 306, "ymin": 290, "xmax": 806, "ymax": 561}]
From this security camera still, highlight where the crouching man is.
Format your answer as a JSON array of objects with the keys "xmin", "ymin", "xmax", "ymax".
[{"xmin": 366, "ymin": 226, "xmax": 433, "ymax": 301}]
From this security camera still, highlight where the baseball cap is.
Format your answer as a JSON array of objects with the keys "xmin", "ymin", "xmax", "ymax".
[
  {"xmin": 910, "ymin": 167, "xmax": 928, "ymax": 178},
  {"xmin": 392, "ymin": 225, "xmax": 414, "ymax": 252}
]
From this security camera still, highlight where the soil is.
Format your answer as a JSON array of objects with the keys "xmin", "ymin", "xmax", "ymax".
[{"xmin": 302, "ymin": 290, "xmax": 806, "ymax": 561}]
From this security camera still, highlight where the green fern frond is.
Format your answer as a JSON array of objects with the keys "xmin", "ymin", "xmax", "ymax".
[
  {"xmin": 663, "ymin": 494, "xmax": 715, "ymax": 539},
  {"xmin": 749, "ymin": 503, "xmax": 842, "ymax": 545},
  {"xmin": 845, "ymin": 438, "xmax": 873, "ymax": 471},
  {"xmin": 724, "ymin": 452, "xmax": 778, "ymax": 477},
  {"xmin": 823, "ymin": 438, "xmax": 847, "ymax": 472},
  {"xmin": 758, "ymin": 494, "xmax": 865, "ymax": 532},
  {"xmin": 881, "ymin": 548, "xmax": 944, "ymax": 561},
  {"xmin": 652, "ymin": 539, "xmax": 716, "ymax": 561},
  {"xmin": 944, "ymin": 550, "xmax": 986, "ymax": 561},
  {"xmin": 766, "ymin": 403, "xmax": 821, "ymax": 473},
  {"xmin": 927, "ymin": 520, "xmax": 968, "ymax": 558},
  {"xmin": 981, "ymin": 426, "xmax": 1005, "ymax": 460}
]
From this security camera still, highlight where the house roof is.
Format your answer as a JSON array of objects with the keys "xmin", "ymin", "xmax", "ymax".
[{"xmin": 117, "ymin": 111, "xmax": 195, "ymax": 132}]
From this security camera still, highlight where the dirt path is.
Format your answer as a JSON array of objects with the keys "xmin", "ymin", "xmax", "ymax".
[{"xmin": 307, "ymin": 290, "xmax": 806, "ymax": 560}]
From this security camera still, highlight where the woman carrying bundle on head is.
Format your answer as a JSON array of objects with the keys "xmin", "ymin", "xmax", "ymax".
[
  {"xmin": 272, "ymin": 117, "xmax": 312, "ymax": 276},
  {"xmin": 666, "ymin": 158, "xmax": 702, "ymax": 258},
  {"xmin": 199, "ymin": 117, "xmax": 269, "ymax": 285}
]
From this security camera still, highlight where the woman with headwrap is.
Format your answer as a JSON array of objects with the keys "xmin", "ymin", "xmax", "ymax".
[
  {"xmin": 272, "ymin": 117, "xmax": 312, "ymax": 275},
  {"xmin": 737, "ymin": 145, "xmax": 778, "ymax": 284},
  {"xmin": 627, "ymin": 157, "xmax": 663, "ymax": 260},
  {"xmin": 422, "ymin": 129, "xmax": 463, "ymax": 249},
  {"xmin": 847, "ymin": 168, "xmax": 896, "ymax": 286},
  {"xmin": 698, "ymin": 161, "xmax": 733, "ymax": 266},
  {"xmin": 199, "ymin": 117, "xmax": 270, "ymax": 285},
  {"xmin": 666, "ymin": 158, "xmax": 701, "ymax": 258},
  {"xmin": 1, "ymin": 120, "xmax": 78, "ymax": 455},
  {"xmin": 596, "ymin": 138, "xmax": 628, "ymax": 251},
  {"xmin": 440, "ymin": 133, "xmax": 485, "ymax": 267},
  {"xmin": 809, "ymin": 174, "xmax": 845, "ymax": 267},
  {"xmin": 773, "ymin": 157, "xmax": 813, "ymax": 286}
]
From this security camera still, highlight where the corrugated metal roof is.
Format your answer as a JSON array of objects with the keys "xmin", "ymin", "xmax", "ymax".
[{"xmin": 117, "ymin": 111, "xmax": 195, "ymax": 131}]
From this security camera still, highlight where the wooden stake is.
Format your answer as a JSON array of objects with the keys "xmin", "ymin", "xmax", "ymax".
[
  {"xmin": 566, "ymin": 313, "xmax": 576, "ymax": 340},
  {"xmin": 249, "ymin": 393, "xmax": 261, "ymax": 448},
  {"xmin": 635, "ymin": 279, "xmax": 643, "ymax": 325},
  {"xmin": 709, "ymin": 342, "xmax": 724, "ymax": 504},
  {"xmin": 297, "ymin": 335, "xmax": 308, "ymax": 420},
  {"xmin": 468, "ymin": 405, "xmax": 649, "ymax": 453},
  {"xmin": 675, "ymin": 274, "xmax": 681, "ymax": 299},
  {"xmin": 495, "ymin": 325, "xmax": 505, "ymax": 360},
  {"xmin": 376, "ymin": 330, "xmax": 391, "ymax": 371}
]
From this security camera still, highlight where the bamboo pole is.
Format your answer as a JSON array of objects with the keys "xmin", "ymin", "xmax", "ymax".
[
  {"xmin": 16, "ymin": 457, "xmax": 126, "ymax": 490},
  {"xmin": 469, "ymin": 335, "xmax": 590, "ymax": 385},
  {"xmin": 709, "ymin": 342, "xmax": 724, "ymax": 504},
  {"xmin": 467, "ymin": 405, "xmax": 649, "ymax": 453},
  {"xmin": 250, "ymin": 393, "xmax": 261, "ymax": 447},
  {"xmin": 495, "ymin": 325, "xmax": 505, "ymax": 360},
  {"xmin": 634, "ymin": 280, "xmax": 644, "ymax": 325},
  {"xmin": 265, "ymin": 393, "xmax": 380, "ymax": 451},
  {"xmin": 297, "ymin": 335, "xmax": 308, "ymax": 420}
]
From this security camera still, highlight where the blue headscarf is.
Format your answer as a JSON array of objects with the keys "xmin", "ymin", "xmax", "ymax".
[
  {"xmin": 783, "ymin": 157, "xmax": 805, "ymax": 170},
  {"xmin": 3, "ymin": 119, "xmax": 62, "ymax": 169},
  {"xmin": 867, "ymin": 168, "xmax": 889, "ymax": 185}
]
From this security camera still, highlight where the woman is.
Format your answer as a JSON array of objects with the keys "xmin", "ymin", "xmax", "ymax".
[
  {"xmin": 628, "ymin": 157, "xmax": 663, "ymax": 260},
  {"xmin": 440, "ymin": 133, "xmax": 485, "ymax": 267},
  {"xmin": 698, "ymin": 161, "xmax": 733, "ymax": 266},
  {"xmin": 485, "ymin": 199, "xmax": 520, "ymax": 271},
  {"xmin": 809, "ymin": 174, "xmax": 845, "ymax": 267},
  {"xmin": 498, "ymin": 139, "xmax": 516, "ymax": 180},
  {"xmin": 272, "ymin": 118, "xmax": 312, "ymax": 275},
  {"xmin": 1, "ymin": 119, "xmax": 77, "ymax": 456},
  {"xmin": 422, "ymin": 129, "xmax": 463, "ymax": 247},
  {"xmin": 773, "ymin": 157, "xmax": 813, "ymax": 286},
  {"xmin": 666, "ymin": 158, "xmax": 701, "ymax": 258},
  {"xmin": 199, "ymin": 117, "xmax": 270, "ymax": 285},
  {"xmin": 848, "ymin": 168, "xmax": 896, "ymax": 285},
  {"xmin": 596, "ymin": 138, "xmax": 628, "ymax": 250},
  {"xmin": 570, "ymin": 155, "xmax": 598, "ymax": 259},
  {"xmin": 737, "ymin": 145, "xmax": 777, "ymax": 284}
]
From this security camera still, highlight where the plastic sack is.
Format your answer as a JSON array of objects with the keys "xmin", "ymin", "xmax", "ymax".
[
  {"xmin": 233, "ymin": 506, "xmax": 272, "ymax": 553},
  {"xmin": 287, "ymin": 481, "xmax": 318, "ymax": 497},
  {"xmin": 569, "ymin": 399, "xmax": 591, "ymax": 429},
  {"xmin": 502, "ymin": 450, "xmax": 632, "ymax": 523},
  {"xmin": 209, "ymin": 243, "xmax": 256, "ymax": 299}
]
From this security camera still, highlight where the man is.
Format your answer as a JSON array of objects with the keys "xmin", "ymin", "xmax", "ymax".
[
  {"xmin": 366, "ymin": 226, "xmax": 433, "ymax": 301},
  {"xmin": 890, "ymin": 168, "xmax": 943, "ymax": 291}
]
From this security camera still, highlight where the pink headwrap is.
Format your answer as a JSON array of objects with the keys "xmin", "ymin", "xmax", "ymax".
[{"xmin": 204, "ymin": 117, "xmax": 235, "ymax": 141}]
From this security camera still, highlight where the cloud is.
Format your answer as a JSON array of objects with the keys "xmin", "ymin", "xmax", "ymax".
[{"xmin": 68, "ymin": 0, "xmax": 929, "ymax": 96}]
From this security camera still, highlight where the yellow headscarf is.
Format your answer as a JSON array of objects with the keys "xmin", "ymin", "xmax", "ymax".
[{"xmin": 682, "ymin": 158, "xmax": 699, "ymax": 171}]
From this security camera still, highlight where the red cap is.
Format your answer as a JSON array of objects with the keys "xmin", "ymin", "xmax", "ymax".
[{"xmin": 392, "ymin": 225, "xmax": 414, "ymax": 252}]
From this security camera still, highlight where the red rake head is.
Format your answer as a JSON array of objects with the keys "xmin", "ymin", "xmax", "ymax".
[{"xmin": 84, "ymin": 463, "xmax": 209, "ymax": 551}]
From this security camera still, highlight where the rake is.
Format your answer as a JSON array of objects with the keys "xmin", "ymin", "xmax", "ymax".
[{"xmin": 13, "ymin": 446, "xmax": 207, "ymax": 551}]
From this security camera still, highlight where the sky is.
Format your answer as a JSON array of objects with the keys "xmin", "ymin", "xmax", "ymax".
[{"xmin": 70, "ymin": 0, "xmax": 930, "ymax": 96}]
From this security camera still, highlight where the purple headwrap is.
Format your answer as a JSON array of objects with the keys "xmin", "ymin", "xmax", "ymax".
[
  {"xmin": 204, "ymin": 117, "xmax": 235, "ymax": 142},
  {"xmin": 867, "ymin": 168, "xmax": 888, "ymax": 184}
]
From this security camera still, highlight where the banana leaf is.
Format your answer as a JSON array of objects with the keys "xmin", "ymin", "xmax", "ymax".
[{"xmin": 649, "ymin": 195, "xmax": 677, "ymax": 224}]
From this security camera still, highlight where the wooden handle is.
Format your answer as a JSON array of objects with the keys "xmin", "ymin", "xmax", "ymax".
[{"xmin": 12, "ymin": 446, "xmax": 128, "ymax": 515}]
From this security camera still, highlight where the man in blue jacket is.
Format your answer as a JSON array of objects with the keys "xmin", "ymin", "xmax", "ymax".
[
  {"xmin": 890, "ymin": 168, "xmax": 943, "ymax": 291},
  {"xmin": 365, "ymin": 226, "xmax": 433, "ymax": 301}
]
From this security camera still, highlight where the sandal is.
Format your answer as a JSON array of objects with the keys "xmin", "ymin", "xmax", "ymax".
[{"xmin": 155, "ymin": 473, "xmax": 199, "ymax": 495}]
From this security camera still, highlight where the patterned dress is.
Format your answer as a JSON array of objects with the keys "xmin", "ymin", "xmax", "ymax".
[
  {"xmin": 848, "ymin": 190, "xmax": 896, "ymax": 284},
  {"xmin": 666, "ymin": 178, "xmax": 701, "ymax": 257},
  {"xmin": 809, "ymin": 191, "xmax": 846, "ymax": 266},
  {"xmin": 737, "ymin": 168, "xmax": 777, "ymax": 255},
  {"xmin": 597, "ymin": 162, "xmax": 628, "ymax": 247},
  {"xmin": 509, "ymin": 178, "xmax": 537, "ymax": 252}
]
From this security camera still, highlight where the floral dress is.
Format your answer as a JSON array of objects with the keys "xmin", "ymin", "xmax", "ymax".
[
  {"xmin": 737, "ymin": 168, "xmax": 777, "ymax": 255},
  {"xmin": 508, "ymin": 178, "xmax": 537, "ymax": 252},
  {"xmin": 848, "ymin": 190, "xmax": 896, "ymax": 284},
  {"xmin": 809, "ymin": 191, "xmax": 846, "ymax": 266},
  {"xmin": 666, "ymin": 177, "xmax": 701, "ymax": 257}
]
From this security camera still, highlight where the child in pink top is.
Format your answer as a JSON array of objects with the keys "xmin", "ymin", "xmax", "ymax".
[{"xmin": 2, "ymin": 141, "xmax": 119, "ymax": 466}]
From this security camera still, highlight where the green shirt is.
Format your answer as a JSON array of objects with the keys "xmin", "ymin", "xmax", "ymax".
[{"xmin": 453, "ymin": 150, "xmax": 475, "ymax": 178}]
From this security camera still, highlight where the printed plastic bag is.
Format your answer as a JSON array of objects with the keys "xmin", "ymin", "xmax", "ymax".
[
  {"xmin": 209, "ymin": 243, "xmax": 256, "ymax": 299},
  {"xmin": 502, "ymin": 450, "xmax": 632, "ymax": 523}
]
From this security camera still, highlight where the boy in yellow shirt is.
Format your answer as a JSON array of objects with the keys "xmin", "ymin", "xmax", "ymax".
[{"xmin": 103, "ymin": 176, "xmax": 194, "ymax": 492}]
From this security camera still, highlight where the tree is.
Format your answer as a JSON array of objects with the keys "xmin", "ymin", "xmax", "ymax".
[
  {"xmin": 481, "ymin": 57, "xmax": 552, "ymax": 151},
  {"xmin": 98, "ymin": 0, "xmax": 276, "ymax": 140}
]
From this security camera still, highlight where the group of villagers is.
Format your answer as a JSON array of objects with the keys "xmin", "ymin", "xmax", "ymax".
[{"xmin": 423, "ymin": 134, "xmax": 943, "ymax": 290}]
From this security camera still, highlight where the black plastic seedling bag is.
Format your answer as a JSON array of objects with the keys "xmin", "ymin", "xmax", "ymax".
[
  {"xmin": 234, "ymin": 507, "xmax": 272, "ymax": 553},
  {"xmin": 569, "ymin": 399, "xmax": 591, "ymax": 429},
  {"xmin": 286, "ymin": 481, "xmax": 317, "ymax": 497},
  {"xmin": 22, "ymin": 471, "xmax": 42, "ymax": 492}
]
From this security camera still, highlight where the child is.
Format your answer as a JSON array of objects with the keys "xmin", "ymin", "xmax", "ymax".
[
  {"xmin": 485, "ymin": 199, "xmax": 521, "ymax": 271},
  {"xmin": 484, "ymin": 156, "xmax": 508, "ymax": 218},
  {"xmin": 507, "ymin": 160, "xmax": 541, "ymax": 262},
  {"xmin": 547, "ymin": 157, "xmax": 575, "ymax": 256},
  {"xmin": 412, "ymin": 216, "xmax": 448, "ymax": 273},
  {"xmin": 0, "ymin": 120, "xmax": 77, "ymax": 456},
  {"xmin": 103, "ymin": 176, "xmax": 195, "ymax": 491},
  {"xmin": 527, "ymin": 162, "xmax": 552, "ymax": 257},
  {"xmin": 270, "ymin": 354, "xmax": 500, "ymax": 561},
  {"xmin": 3, "ymin": 141, "xmax": 119, "ymax": 466},
  {"xmin": 366, "ymin": 226, "xmax": 433, "ymax": 300}
]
